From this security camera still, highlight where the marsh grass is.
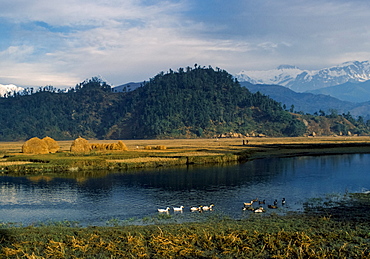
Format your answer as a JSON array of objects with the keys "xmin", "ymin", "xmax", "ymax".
[{"xmin": 1, "ymin": 211, "xmax": 369, "ymax": 258}]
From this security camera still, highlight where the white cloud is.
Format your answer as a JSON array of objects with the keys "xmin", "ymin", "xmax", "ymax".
[
  {"xmin": 0, "ymin": 45, "xmax": 34, "ymax": 60},
  {"xmin": 0, "ymin": 60, "xmax": 80, "ymax": 87},
  {"xmin": 1, "ymin": 0, "xmax": 370, "ymax": 86}
]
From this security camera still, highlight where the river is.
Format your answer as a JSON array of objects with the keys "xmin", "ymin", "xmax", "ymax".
[{"xmin": 0, "ymin": 154, "xmax": 369, "ymax": 226}]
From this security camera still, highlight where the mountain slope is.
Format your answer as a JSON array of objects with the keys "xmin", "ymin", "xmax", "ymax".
[
  {"xmin": 109, "ymin": 67, "xmax": 305, "ymax": 139},
  {"xmin": 236, "ymin": 61, "xmax": 370, "ymax": 92},
  {"xmin": 241, "ymin": 82, "xmax": 356, "ymax": 114},
  {"xmin": 307, "ymin": 80, "xmax": 370, "ymax": 103},
  {"xmin": 241, "ymin": 82, "xmax": 370, "ymax": 120},
  {"xmin": 0, "ymin": 69, "xmax": 306, "ymax": 141}
]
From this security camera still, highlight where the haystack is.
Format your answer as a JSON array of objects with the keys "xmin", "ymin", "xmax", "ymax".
[
  {"xmin": 107, "ymin": 143, "xmax": 118, "ymax": 150},
  {"xmin": 89, "ymin": 141, "xmax": 128, "ymax": 151},
  {"xmin": 155, "ymin": 145, "xmax": 167, "ymax": 150},
  {"xmin": 70, "ymin": 137, "xmax": 91, "ymax": 153},
  {"xmin": 117, "ymin": 141, "xmax": 128, "ymax": 151},
  {"xmin": 43, "ymin": 136, "xmax": 60, "ymax": 153},
  {"xmin": 22, "ymin": 137, "xmax": 49, "ymax": 154}
]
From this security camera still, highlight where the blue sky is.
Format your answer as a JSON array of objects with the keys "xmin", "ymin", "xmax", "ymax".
[{"xmin": 1, "ymin": 0, "xmax": 370, "ymax": 88}]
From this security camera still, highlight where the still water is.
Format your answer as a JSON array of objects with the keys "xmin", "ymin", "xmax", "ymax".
[{"xmin": 0, "ymin": 154, "xmax": 369, "ymax": 226}]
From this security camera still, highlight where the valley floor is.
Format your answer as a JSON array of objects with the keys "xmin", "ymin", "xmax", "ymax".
[{"xmin": 2, "ymin": 136, "xmax": 370, "ymax": 174}]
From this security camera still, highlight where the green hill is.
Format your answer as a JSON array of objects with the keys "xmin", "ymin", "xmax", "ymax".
[
  {"xmin": 0, "ymin": 66, "xmax": 342, "ymax": 141},
  {"xmin": 113, "ymin": 66, "xmax": 306, "ymax": 139}
]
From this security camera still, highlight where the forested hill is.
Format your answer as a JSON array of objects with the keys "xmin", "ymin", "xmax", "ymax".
[{"xmin": 0, "ymin": 67, "xmax": 306, "ymax": 141}]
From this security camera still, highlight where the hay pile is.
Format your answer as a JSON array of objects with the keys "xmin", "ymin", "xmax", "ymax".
[
  {"xmin": 217, "ymin": 132, "xmax": 246, "ymax": 138},
  {"xmin": 22, "ymin": 137, "xmax": 60, "ymax": 154},
  {"xmin": 117, "ymin": 141, "xmax": 128, "ymax": 151},
  {"xmin": 43, "ymin": 136, "xmax": 60, "ymax": 153},
  {"xmin": 70, "ymin": 137, "xmax": 92, "ymax": 153},
  {"xmin": 70, "ymin": 138, "xmax": 128, "ymax": 153},
  {"xmin": 144, "ymin": 145, "xmax": 167, "ymax": 150},
  {"xmin": 89, "ymin": 141, "xmax": 128, "ymax": 151}
]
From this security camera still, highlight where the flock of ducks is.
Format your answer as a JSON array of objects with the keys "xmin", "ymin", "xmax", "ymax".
[
  {"xmin": 157, "ymin": 198, "xmax": 286, "ymax": 214},
  {"xmin": 157, "ymin": 204, "xmax": 214, "ymax": 213},
  {"xmin": 243, "ymin": 198, "xmax": 286, "ymax": 213}
]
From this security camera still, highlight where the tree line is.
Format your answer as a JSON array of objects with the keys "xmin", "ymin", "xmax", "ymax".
[{"xmin": 0, "ymin": 67, "xmax": 368, "ymax": 141}]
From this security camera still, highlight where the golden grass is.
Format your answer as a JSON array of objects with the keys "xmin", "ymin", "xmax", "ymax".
[
  {"xmin": 1, "ymin": 136, "xmax": 370, "ymax": 173},
  {"xmin": 2, "ymin": 136, "xmax": 370, "ymax": 153},
  {"xmin": 1, "ymin": 211, "xmax": 370, "ymax": 258},
  {"xmin": 0, "ymin": 159, "xmax": 34, "ymax": 166},
  {"xmin": 107, "ymin": 157, "xmax": 179, "ymax": 163}
]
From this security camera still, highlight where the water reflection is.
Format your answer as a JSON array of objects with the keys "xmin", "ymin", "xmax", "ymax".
[{"xmin": 0, "ymin": 154, "xmax": 369, "ymax": 226}]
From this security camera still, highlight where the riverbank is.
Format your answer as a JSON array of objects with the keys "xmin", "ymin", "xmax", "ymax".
[
  {"xmin": 1, "ymin": 193, "xmax": 369, "ymax": 258},
  {"xmin": 2, "ymin": 136, "xmax": 370, "ymax": 174}
]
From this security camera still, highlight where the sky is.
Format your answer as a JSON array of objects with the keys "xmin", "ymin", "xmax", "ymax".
[{"xmin": 1, "ymin": 0, "xmax": 370, "ymax": 88}]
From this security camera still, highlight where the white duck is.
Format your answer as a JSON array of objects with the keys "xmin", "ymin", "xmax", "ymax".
[
  {"xmin": 190, "ymin": 206, "xmax": 202, "ymax": 212},
  {"xmin": 157, "ymin": 207, "xmax": 170, "ymax": 213},
  {"xmin": 202, "ymin": 204, "xmax": 214, "ymax": 211},
  {"xmin": 254, "ymin": 207, "xmax": 265, "ymax": 213},
  {"xmin": 173, "ymin": 206, "xmax": 184, "ymax": 212}
]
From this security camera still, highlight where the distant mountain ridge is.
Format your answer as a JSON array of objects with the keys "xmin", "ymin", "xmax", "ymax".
[
  {"xmin": 307, "ymin": 80, "xmax": 370, "ymax": 103},
  {"xmin": 236, "ymin": 61, "xmax": 370, "ymax": 92},
  {"xmin": 241, "ymin": 82, "xmax": 355, "ymax": 113},
  {"xmin": 241, "ymin": 82, "xmax": 370, "ymax": 120},
  {"xmin": 113, "ymin": 82, "xmax": 142, "ymax": 92}
]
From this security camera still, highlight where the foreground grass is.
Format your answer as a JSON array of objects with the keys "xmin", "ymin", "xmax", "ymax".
[
  {"xmin": 2, "ymin": 136, "xmax": 370, "ymax": 175},
  {"xmin": 1, "ymin": 212, "xmax": 369, "ymax": 258}
]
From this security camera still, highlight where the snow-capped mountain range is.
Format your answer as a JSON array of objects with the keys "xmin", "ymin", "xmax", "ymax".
[
  {"xmin": 0, "ymin": 84, "xmax": 24, "ymax": 97},
  {"xmin": 235, "ymin": 61, "xmax": 370, "ymax": 92},
  {"xmin": 3, "ymin": 60, "xmax": 370, "ymax": 99}
]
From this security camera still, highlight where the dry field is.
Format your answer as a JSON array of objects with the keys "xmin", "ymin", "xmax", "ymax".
[
  {"xmin": 2, "ymin": 136, "xmax": 370, "ymax": 155},
  {"xmin": 1, "ymin": 136, "xmax": 370, "ymax": 173}
]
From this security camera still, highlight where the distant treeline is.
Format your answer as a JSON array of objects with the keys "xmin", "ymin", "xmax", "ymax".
[{"xmin": 0, "ymin": 66, "xmax": 368, "ymax": 141}]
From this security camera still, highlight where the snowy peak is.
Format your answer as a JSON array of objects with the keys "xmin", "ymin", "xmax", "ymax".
[
  {"xmin": 0, "ymin": 84, "xmax": 23, "ymax": 97},
  {"xmin": 236, "ymin": 61, "xmax": 370, "ymax": 92},
  {"xmin": 236, "ymin": 65, "xmax": 308, "ymax": 88}
]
